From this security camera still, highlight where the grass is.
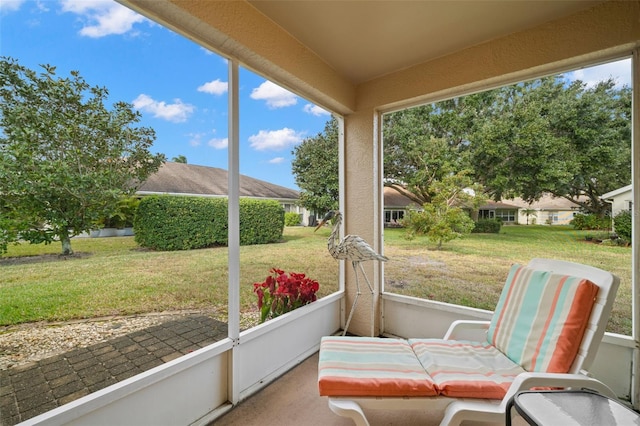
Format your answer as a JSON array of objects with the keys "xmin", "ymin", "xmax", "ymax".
[
  {"xmin": 384, "ymin": 225, "xmax": 632, "ymax": 335},
  {"xmin": 0, "ymin": 225, "xmax": 632, "ymax": 335}
]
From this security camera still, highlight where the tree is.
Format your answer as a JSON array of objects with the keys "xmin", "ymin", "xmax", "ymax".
[
  {"xmin": 520, "ymin": 208, "xmax": 538, "ymax": 225},
  {"xmin": 291, "ymin": 116, "xmax": 338, "ymax": 214},
  {"xmin": 383, "ymin": 93, "xmax": 496, "ymax": 205},
  {"xmin": 0, "ymin": 57, "xmax": 165, "ymax": 255},
  {"xmin": 471, "ymin": 77, "xmax": 631, "ymax": 216},
  {"xmin": 402, "ymin": 173, "xmax": 480, "ymax": 249},
  {"xmin": 172, "ymin": 155, "xmax": 187, "ymax": 163}
]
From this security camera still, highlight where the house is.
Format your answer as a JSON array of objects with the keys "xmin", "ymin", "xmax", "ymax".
[
  {"xmin": 478, "ymin": 200, "xmax": 521, "ymax": 224},
  {"xmin": 602, "ymin": 184, "xmax": 633, "ymax": 217},
  {"xmin": 383, "ymin": 186, "xmax": 418, "ymax": 227},
  {"xmin": 30, "ymin": 1, "xmax": 638, "ymax": 425},
  {"xmin": 137, "ymin": 161, "xmax": 313, "ymax": 226},
  {"xmin": 507, "ymin": 194, "xmax": 586, "ymax": 225}
]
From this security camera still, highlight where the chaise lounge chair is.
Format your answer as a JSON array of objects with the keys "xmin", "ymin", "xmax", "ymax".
[{"xmin": 318, "ymin": 258, "xmax": 620, "ymax": 425}]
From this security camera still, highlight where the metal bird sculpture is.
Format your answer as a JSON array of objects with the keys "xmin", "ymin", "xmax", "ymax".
[{"xmin": 315, "ymin": 210, "xmax": 388, "ymax": 336}]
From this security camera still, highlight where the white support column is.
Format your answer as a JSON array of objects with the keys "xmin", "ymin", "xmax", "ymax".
[
  {"xmin": 227, "ymin": 59, "xmax": 240, "ymax": 404},
  {"xmin": 631, "ymin": 47, "xmax": 640, "ymax": 410},
  {"xmin": 337, "ymin": 115, "xmax": 346, "ymax": 329}
]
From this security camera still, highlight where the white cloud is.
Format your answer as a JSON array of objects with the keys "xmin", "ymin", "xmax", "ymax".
[
  {"xmin": 60, "ymin": 0, "xmax": 147, "ymax": 38},
  {"xmin": 197, "ymin": 79, "xmax": 228, "ymax": 95},
  {"xmin": 132, "ymin": 94, "xmax": 195, "ymax": 123},
  {"xmin": 0, "ymin": 0, "xmax": 25, "ymax": 13},
  {"xmin": 250, "ymin": 81, "xmax": 297, "ymax": 108},
  {"xmin": 303, "ymin": 103, "xmax": 330, "ymax": 116},
  {"xmin": 248, "ymin": 128, "xmax": 304, "ymax": 151},
  {"xmin": 187, "ymin": 133, "xmax": 204, "ymax": 147},
  {"xmin": 566, "ymin": 58, "xmax": 631, "ymax": 89},
  {"xmin": 269, "ymin": 157, "xmax": 285, "ymax": 164},
  {"xmin": 208, "ymin": 137, "xmax": 228, "ymax": 149}
]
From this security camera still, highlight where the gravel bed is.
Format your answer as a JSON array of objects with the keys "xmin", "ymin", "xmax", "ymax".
[{"xmin": 0, "ymin": 311, "xmax": 259, "ymax": 370}]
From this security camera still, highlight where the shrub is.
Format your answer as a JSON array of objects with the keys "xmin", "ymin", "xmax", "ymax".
[
  {"xmin": 570, "ymin": 213, "xmax": 610, "ymax": 230},
  {"xmin": 614, "ymin": 210, "xmax": 632, "ymax": 241},
  {"xmin": 284, "ymin": 212, "xmax": 301, "ymax": 226},
  {"xmin": 253, "ymin": 268, "xmax": 319, "ymax": 323},
  {"xmin": 472, "ymin": 218, "xmax": 502, "ymax": 233},
  {"xmin": 134, "ymin": 196, "xmax": 284, "ymax": 250}
]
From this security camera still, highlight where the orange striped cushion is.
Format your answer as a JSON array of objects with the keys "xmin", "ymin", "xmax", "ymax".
[
  {"xmin": 318, "ymin": 336, "xmax": 437, "ymax": 397},
  {"xmin": 488, "ymin": 264, "xmax": 599, "ymax": 373},
  {"xmin": 410, "ymin": 339, "xmax": 526, "ymax": 399}
]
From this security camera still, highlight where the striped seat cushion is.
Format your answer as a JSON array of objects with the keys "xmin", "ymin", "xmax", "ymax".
[
  {"xmin": 318, "ymin": 336, "xmax": 437, "ymax": 397},
  {"xmin": 410, "ymin": 339, "xmax": 526, "ymax": 399},
  {"xmin": 488, "ymin": 264, "xmax": 599, "ymax": 373}
]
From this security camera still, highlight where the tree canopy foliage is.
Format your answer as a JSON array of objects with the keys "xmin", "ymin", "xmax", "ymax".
[
  {"xmin": 471, "ymin": 76, "xmax": 630, "ymax": 216},
  {"xmin": 291, "ymin": 117, "xmax": 339, "ymax": 214},
  {"xmin": 0, "ymin": 57, "xmax": 165, "ymax": 255},
  {"xmin": 383, "ymin": 75, "xmax": 630, "ymax": 216},
  {"xmin": 290, "ymin": 71, "xmax": 630, "ymax": 223}
]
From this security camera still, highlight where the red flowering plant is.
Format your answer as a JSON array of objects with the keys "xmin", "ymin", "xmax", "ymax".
[{"xmin": 253, "ymin": 268, "xmax": 320, "ymax": 323}]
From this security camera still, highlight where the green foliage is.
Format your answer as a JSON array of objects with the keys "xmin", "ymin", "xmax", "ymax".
[
  {"xmin": 134, "ymin": 196, "xmax": 284, "ymax": 250},
  {"xmin": 253, "ymin": 268, "xmax": 319, "ymax": 323},
  {"xmin": 402, "ymin": 173, "xmax": 480, "ymax": 249},
  {"xmin": 472, "ymin": 219, "xmax": 503, "ymax": 233},
  {"xmin": 403, "ymin": 203, "xmax": 475, "ymax": 249},
  {"xmin": 239, "ymin": 199, "xmax": 285, "ymax": 246},
  {"xmin": 0, "ymin": 57, "xmax": 164, "ymax": 255},
  {"xmin": 570, "ymin": 213, "xmax": 610, "ymax": 231},
  {"xmin": 284, "ymin": 212, "xmax": 301, "ymax": 226},
  {"xmin": 101, "ymin": 196, "xmax": 140, "ymax": 229},
  {"xmin": 613, "ymin": 211, "xmax": 632, "ymax": 242},
  {"xmin": 291, "ymin": 117, "xmax": 339, "ymax": 213},
  {"xmin": 383, "ymin": 76, "xmax": 630, "ymax": 217},
  {"xmin": 471, "ymin": 77, "xmax": 631, "ymax": 216}
]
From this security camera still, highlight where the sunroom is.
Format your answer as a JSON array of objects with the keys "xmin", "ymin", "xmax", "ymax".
[{"xmin": 22, "ymin": 1, "xmax": 640, "ymax": 425}]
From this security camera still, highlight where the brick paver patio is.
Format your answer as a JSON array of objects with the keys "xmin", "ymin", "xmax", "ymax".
[{"xmin": 0, "ymin": 316, "xmax": 227, "ymax": 425}]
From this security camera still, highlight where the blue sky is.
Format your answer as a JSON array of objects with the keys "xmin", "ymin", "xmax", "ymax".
[
  {"xmin": 1, "ymin": 1, "xmax": 632, "ymax": 190},
  {"xmin": 0, "ymin": 0, "xmax": 332, "ymax": 190}
]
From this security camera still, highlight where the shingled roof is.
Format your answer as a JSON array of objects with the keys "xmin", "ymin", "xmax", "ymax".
[{"xmin": 137, "ymin": 162, "xmax": 299, "ymax": 200}]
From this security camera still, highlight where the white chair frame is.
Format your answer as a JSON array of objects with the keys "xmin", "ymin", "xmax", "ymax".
[{"xmin": 324, "ymin": 258, "xmax": 621, "ymax": 426}]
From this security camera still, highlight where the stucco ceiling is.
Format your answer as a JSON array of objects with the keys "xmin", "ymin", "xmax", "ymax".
[{"xmin": 248, "ymin": 0, "xmax": 604, "ymax": 84}]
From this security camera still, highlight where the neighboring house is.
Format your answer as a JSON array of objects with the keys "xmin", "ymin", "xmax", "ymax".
[
  {"xmin": 477, "ymin": 201, "xmax": 521, "ymax": 224},
  {"xmin": 380, "ymin": 187, "xmax": 586, "ymax": 227},
  {"xmin": 383, "ymin": 186, "xmax": 418, "ymax": 227},
  {"xmin": 137, "ymin": 161, "xmax": 313, "ymax": 226},
  {"xmin": 601, "ymin": 184, "xmax": 633, "ymax": 217},
  {"xmin": 507, "ymin": 194, "xmax": 585, "ymax": 225}
]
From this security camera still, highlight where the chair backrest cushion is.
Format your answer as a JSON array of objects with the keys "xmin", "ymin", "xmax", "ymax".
[{"xmin": 487, "ymin": 264, "xmax": 599, "ymax": 373}]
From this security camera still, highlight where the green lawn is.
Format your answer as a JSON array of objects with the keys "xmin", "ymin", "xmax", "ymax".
[{"xmin": 0, "ymin": 225, "xmax": 632, "ymax": 335}]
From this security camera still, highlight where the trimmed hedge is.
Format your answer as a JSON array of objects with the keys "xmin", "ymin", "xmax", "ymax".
[
  {"xmin": 134, "ymin": 196, "xmax": 284, "ymax": 251},
  {"xmin": 472, "ymin": 218, "xmax": 502, "ymax": 233},
  {"xmin": 284, "ymin": 212, "xmax": 301, "ymax": 226}
]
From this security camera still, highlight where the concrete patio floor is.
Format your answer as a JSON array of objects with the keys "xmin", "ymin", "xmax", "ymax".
[{"xmin": 214, "ymin": 352, "xmax": 446, "ymax": 426}]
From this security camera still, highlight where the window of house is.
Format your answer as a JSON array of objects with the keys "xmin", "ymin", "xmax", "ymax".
[
  {"xmin": 385, "ymin": 209, "xmax": 405, "ymax": 226},
  {"xmin": 496, "ymin": 210, "xmax": 516, "ymax": 222},
  {"xmin": 479, "ymin": 210, "xmax": 495, "ymax": 219}
]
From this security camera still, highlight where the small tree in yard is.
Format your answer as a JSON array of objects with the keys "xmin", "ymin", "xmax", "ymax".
[
  {"xmin": 403, "ymin": 173, "xmax": 480, "ymax": 249},
  {"xmin": 0, "ymin": 57, "xmax": 165, "ymax": 255}
]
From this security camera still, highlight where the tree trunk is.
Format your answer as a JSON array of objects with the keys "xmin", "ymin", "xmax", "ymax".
[{"xmin": 60, "ymin": 230, "xmax": 73, "ymax": 255}]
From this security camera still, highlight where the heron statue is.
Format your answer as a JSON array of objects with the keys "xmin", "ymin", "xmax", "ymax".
[{"xmin": 315, "ymin": 210, "xmax": 388, "ymax": 336}]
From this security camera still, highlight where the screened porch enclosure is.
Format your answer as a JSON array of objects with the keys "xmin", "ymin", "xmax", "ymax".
[{"xmin": 19, "ymin": 1, "xmax": 640, "ymax": 425}]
